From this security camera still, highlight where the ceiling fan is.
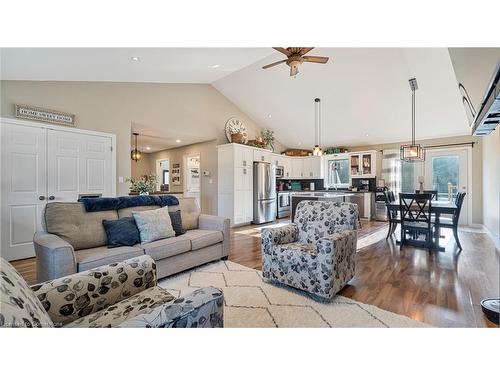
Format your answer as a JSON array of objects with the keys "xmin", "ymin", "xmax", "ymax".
[{"xmin": 262, "ymin": 47, "xmax": 329, "ymax": 77}]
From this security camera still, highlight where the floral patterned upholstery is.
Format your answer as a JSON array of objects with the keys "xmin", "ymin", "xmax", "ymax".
[
  {"xmin": 0, "ymin": 258, "xmax": 54, "ymax": 328},
  {"xmin": 261, "ymin": 201, "xmax": 358, "ymax": 299},
  {"xmin": 1, "ymin": 255, "xmax": 223, "ymax": 328}
]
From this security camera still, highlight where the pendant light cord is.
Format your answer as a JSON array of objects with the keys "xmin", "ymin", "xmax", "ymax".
[{"xmin": 412, "ymin": 89, "xmax": 415, "ymax": 145}]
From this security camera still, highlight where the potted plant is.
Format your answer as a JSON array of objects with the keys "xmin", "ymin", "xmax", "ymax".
[
  {"xmin": 126, "ymin": 174, "xmax": 158, "ymax": 195},
  {"xmin": 261, "ymin": 129, "xmax": 275, "ymax": 151}
]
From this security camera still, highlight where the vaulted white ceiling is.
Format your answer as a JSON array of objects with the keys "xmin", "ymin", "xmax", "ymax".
[
  {"xmin": 213, "ymin": 48, "xmax": 473, "ymax": 148},
  {"xmin": 0, "ymin": 48, "xmax": 273, "ymax": 83}
]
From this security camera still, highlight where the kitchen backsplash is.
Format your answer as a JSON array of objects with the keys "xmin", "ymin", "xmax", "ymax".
[{"xmin": 277, "ymin": 178, "xmax": 325, "ymax": 191}]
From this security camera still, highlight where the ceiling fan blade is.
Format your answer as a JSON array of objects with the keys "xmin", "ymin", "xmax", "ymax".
[
  {"xmin": 273, "ymin": 47, "xmax": 292, "ymax": 56},
  {"xmin": 299, "ymin": 47, "xmax": 314, "ymax": 55},
  {"xmin": 303, "ymin": 56, "xmax": 329, "ymax": 64},
  {"xmin": 290, "ymin": 65, "xmax": 299, "ymax": 77},
  {"xmin": 262, "ymin": 59, "xmax": 287, "ymax": 69}
]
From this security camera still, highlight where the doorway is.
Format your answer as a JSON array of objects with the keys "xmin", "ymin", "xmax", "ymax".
[
  {"xmin": 156, "ymin": 159, "xmax": 170, "ymax": 192},
  {"xmin": 183, "ymin": 154, "xmax": 201, "ymax": 209},
  {"xmin": 424, "ymin": 148, "xmax": 470, "ymax": 225}
]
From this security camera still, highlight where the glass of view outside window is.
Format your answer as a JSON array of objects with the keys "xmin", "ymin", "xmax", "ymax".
[
  {"xmin": 432, "ymin": 155, "xmax": 459, "ymax": 200},
  {"xmin": 328, "ymin": 159, "xmax": 349, "ymax": 187}
]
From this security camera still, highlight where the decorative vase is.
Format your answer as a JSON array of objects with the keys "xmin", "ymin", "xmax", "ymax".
[{"xmin": 231, "ymin": 133, "xmax": 244, "ymax": 144}]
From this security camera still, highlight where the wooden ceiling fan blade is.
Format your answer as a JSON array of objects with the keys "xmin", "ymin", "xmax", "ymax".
[
  {"xmin": 290, "ymin": 65, "xmax": 299, "ymax": 77},
  {"xmin": 262, "ymin": 59, "xmax": 287, "ymax": 69},
  {"xmin": 273, "ymin": 47, "xmax": 292, "ymax": 56},
  {"xmin": 299, "ymin": 47, "xmax": 314, "ymax": 55},
  {"xmin": 303, "ymin": 56, "xmax": 329, "ymax": 64}
]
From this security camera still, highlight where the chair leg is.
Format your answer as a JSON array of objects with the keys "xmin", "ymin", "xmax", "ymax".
[
  {"xmin": 453, "ymin": 227, "xmax": 463, "ymax": 250},
  {"xmin": 391, "ymin": 223, "xmax": 398, "ymax": 236},
  {"xmin": 400, "ymin": 227, "xmax": 404, "ymax": 250},
  {"xmin": 358, "ymin": 217, "xmax": 362, "ymax": 229},
  {"xmin": 386, "ymin": 222, "xmax": 393, "ymax": 239}
]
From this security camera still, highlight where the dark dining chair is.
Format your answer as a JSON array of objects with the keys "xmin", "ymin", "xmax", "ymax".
[
  {"xmin": 399, "ymin": 193, "xmax": 434, "ymax": 252},
  {"xmin": 415, "ymin": 189, "xmax": 438, "ymax": 201},
  {"xmin": 384, "ymin": 190, "xmax": 400, "ymax": 239},
  {"xmin": 434, "ymin": 192, "xmax": 466, "ymax": 250}
]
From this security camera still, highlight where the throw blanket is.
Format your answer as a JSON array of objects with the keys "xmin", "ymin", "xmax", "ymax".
[{"xmin": 79, "ymin": 195, "xmax": 179, "ymax": 212}]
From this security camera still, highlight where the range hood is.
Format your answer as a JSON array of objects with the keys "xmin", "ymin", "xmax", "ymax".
[{"xmin": 472, "ymin": 62, "xmax": 500, "ymax": 136}]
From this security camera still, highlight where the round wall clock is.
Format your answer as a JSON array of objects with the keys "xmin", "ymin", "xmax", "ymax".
[{"xmin": 225, "ymin": 117, "xmax": 248, "ymax": 144}]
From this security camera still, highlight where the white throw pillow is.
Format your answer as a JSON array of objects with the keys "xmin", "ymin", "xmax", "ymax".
[{"xmin": 132, "ymin": 206, "xmax": 175, "ymax": 244}]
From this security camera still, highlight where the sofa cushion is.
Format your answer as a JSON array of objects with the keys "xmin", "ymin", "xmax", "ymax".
[
  {"xmin": 76, "ymin": 246, "xmax": 145, "ymax": 271},
  {"xmin": 102, "ymin": 217, "xmax": 141, "ymax": 248},
  {"xmin": 117, "ymin": 205, "xmax": 160, "ymax": 219},
  {"xmin": 0, "ymin": 257, "xmax": 54, "ymax": 328},
  {"xmin": 132, "ymin": 206, "xmax": 175, "ymax": 244},
  {"xmin": 179, "ymin": 198, "xmax": 200, "ymax": 230},
  {"xmin": 64, "ymin": 286, "xmax": 175, "ymax": 328},
  {"xmin": 139, "ymin": 236, "xmax": 191, "ymax": 261},
  {"xmin": 183, "ymin": 230, "xmax": 223, "ymax": 251},
  {"xmin": 44, "ymin": 202, "xmax": 118, "ymax": 250}
]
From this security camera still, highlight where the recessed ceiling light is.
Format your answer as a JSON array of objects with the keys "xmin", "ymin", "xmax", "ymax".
[
  {"xmin": 211, "ymin": 64, "xmax": 220, "ymax": 68},
  {"xmin": 268, "ymin": 114, "xmax": 272, "ymax": 118},
  {"xmin": 176, "ymin": 139, "xmax": 181, "ymax": 143},
  {"xmin": 145, "ymin": 146, "xmax": 151, "ymax": 150},
  {"xmin": 365, "ymin": 133, "xmax": 369, "ymax": 137},
  {"xmin": 131, "ymin": 56, "xmax": 140, "ymax": 62},
  {"xmin": 298, "ymin": 142, "xmax": 302, "ymax": 146}
]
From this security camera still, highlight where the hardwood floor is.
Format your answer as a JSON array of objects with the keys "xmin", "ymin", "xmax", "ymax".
[{"xmin": 10, "ymin": 219, "xmax": 499, "ymax": 327}]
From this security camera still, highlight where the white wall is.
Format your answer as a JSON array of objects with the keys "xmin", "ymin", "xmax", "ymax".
[{"xmin": 482, "ymin": 130, "xmax": 500, "ymax": 239}]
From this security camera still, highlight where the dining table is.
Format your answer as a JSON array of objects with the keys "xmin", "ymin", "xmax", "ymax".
[{"xmin": 386, "ymin": 200, "xmax": 457, "ymax": 251}]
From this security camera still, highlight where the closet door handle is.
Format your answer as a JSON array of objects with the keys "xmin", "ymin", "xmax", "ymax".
[
  {"xmin": 48, "ymin": 195, "xmax": 55, "ymax": 200},
  {"xmin": 38, "ymin": 196, "xmax": 46, "ymax": 201}
]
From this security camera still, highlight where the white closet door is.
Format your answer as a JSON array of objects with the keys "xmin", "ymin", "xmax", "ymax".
[
  {"xmin": 1, "ymin": 123, "xmax": 47, "ymax": 261},
  {"xmin": 47, "ymin": 129, "xmax": 113, "ymax": 202}
]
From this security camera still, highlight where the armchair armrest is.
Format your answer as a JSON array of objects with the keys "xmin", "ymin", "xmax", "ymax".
[
  {"xmin": 33, "ymin": 231, "xmax": 76, "ymax": 282},
  {"xmin": 198, "ymin": 214, "xmax": 230, "ymax": 256},
  {"xmin": 30, "ymin": 255, "xmax": 157, "ymax": 327},
  {"xmin": 317, "ymin": 230, "xmax": 357, "ymax": 259},
  {"xmin": 261, "ymin": 224, "xmax": 299, "ymax": 279},
  {"xmin": 117, "ymin": 287, "xmax": 224, "ymax": 328}
]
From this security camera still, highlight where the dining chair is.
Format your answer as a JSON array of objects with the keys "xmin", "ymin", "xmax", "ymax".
[
  {"xmin": 415, "ymin": 189, "xmax": 438, "ymax": 201},
  {"xmin": 399, "ymin": 193, "xmax": 434, "ymax": 252},
  {"xmin": 434, "ymin": 192, "xmax": 466, "ymax": 250},
  {"xmin": 384, "ymin": 190, "xmax": 400, "ymax": 239}
]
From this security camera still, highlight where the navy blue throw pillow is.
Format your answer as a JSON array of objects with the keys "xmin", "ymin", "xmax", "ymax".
[
  {"xmin": 169, "ymin": 210, "xmax": 186, "ymax": 236},
  {"xmin": 102, "ymin": 217, "xmax": 141, "ymax": 248}
]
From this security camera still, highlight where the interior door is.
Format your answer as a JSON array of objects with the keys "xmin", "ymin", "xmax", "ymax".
[
  {"xmin": 47, "ymin": 129, "xmax": 113, "ymax": 202},
  {"xmin": 424, "ymin": 149, "xmax": 469, "ymax": 225},
  {"xmin": 1, "ymin": 123, "xmax": 47, "ymax": 261}
]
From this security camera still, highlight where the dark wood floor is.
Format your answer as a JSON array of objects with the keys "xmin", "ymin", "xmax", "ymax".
[{"xmin": 11, "ymin": 219, "xmax": 499, "ymax": 327}]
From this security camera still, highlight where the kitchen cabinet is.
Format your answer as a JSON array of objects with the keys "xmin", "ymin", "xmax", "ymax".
[
  {"xmin": 349, "ymin": 151, "xmax": 377, "ymax": 178},
  {"xmin": 291, "ymin": 158, "xmax": 304, "ymax": 178},
  {"xmin": 234, "ymin": 146, "xmax": 254, "ymax": 168},
  {"xmin": 253, "ymin": 150, "xmax": 270, "ymax": 163},
  {"xmin": 282, "ymin": 157, "xmax": 292, "ymax": 178}
]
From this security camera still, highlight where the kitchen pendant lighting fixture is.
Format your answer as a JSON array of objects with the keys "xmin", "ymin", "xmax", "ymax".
[
  {"xmin": 131, "ymin": 132, "xmax": 142, "ymax": 162},
  {"xmin": 312, "ymin": 97, "xmax": 323, "ymax": 156},
  {"xmin": 400, "ymin": 78, "xmax": 425, "ymax": 162}
]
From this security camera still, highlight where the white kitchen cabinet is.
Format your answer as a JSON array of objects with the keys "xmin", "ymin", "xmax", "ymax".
[
  {"xmin": 291, "ymin": 158, "xmax": 304, "ymax": 178},
  {"xmin": 217, "ymin": 143, "xmax": 254, "ymax": 226},
  {"xmin": 253, "ymin": 150, "xmax": 270, "ymax": 162},
  {"xmin": 282, "ymin": 157, "xmax": 292, "ymax": 178},
  {"xmin": 303, "ymin": 156, "xmax": 322, "ymax": 178},
  {"xmin": 349, "ymin": 151, "xmax": 377, "ymax": 178}
]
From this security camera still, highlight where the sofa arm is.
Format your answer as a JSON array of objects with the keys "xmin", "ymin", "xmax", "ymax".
[
  {"xmin": 117, "ymin": 287, "xmax": 224, "ymax": 328},
  {"xmin": 30, "ymin": 255, "xmax": 157, "ymax": 327},
  {"xmin": 198, "ymin": 214, "xmax": 230, "ymax": 257},
  {"xmin": 33, "ymin": 231, "xmax": 77, "ymax": 283}
]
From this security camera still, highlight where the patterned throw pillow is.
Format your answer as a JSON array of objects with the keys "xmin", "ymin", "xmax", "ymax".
[
  {"xmin": 168, "ymin": 210, "xmax": 186, "ymax": 236},
  {"xmin": 102, "ymin": 217, "xmax": 141, "ymax": 248},
  {"xmin": 132, "ymin": 206, "xmax": 175, "ymax": 244}
]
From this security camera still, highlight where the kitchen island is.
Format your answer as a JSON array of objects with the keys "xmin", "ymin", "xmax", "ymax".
[{"xmin": 289, "ymin": 190, "xmax": 373, "ymax": 221}]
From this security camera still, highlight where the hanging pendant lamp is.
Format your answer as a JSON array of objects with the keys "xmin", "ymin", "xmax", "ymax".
[
  {"xmin": 312, "ymin": 97, "xmax": 323, "ymax": 156},
  {"xmin": 131, "ymin": 132, "xmax": 142, "ymax": 162},
  {"xmin": 400, "ymin": 78, "xmax": 425, "ymax": 162}
]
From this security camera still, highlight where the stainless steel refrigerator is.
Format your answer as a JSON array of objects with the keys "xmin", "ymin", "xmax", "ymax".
[{"xmin": 253, "ymin": 161, "xmax": 277, "ymax": 224}]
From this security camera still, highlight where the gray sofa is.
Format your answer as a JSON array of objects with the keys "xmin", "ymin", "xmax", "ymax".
[{"xmin": 34, "ymin": 197, "xmax": 230, "ymax": 283}]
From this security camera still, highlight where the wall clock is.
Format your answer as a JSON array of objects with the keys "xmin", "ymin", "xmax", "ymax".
[{"xmin": 225, "ymin": 117, "xmax": 248, "ymax": 144}]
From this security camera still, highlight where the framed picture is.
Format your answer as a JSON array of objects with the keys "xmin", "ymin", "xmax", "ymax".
[{"xmin": 171, "ymin": 163, "xmax": 181, "ymax": 185}]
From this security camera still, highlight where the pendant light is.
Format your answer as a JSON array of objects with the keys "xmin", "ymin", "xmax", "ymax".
[
  {"xmin": 400, "ymin": 78, "xmax": 425, "ymax": 162},
  {"xmin": 131, "ymin": 132, "xmax": 142, "ymax": 162},
  {"xmin": 312, "ymin": 97, "xmax": 323, "ymax": 156}
]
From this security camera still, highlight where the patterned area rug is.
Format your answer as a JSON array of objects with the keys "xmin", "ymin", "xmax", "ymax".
[{"xmin": 159, "ymin": 260, "xmax": 429, "ymax": 328}]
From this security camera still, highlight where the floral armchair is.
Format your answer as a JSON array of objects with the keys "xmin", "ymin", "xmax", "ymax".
[
  {"xmin": 261, "ymin": 200, "xmax": 358, "ymax": 299},
  {"xmin": 0, "ymin": 255, "xmax": 223, "ymax": 328}
]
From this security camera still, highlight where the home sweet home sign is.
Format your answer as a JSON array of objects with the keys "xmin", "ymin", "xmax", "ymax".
[{"xmin": 15, "ymin": 104, "xmax": 76, "ymax": 127}]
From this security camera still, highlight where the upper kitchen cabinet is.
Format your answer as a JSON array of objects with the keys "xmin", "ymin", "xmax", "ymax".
[
  {"xmin": 349, "ymin": 151, "xmax": 377, "ymax": 178},
  {"xmin": 253, "ymin": 149, "xmax": 270, "ymax": 163},
  {"xmin": 291, "ymin": 158, "xmax": 304, "ymax": 178},
  {"xmin": 303, "ymin": 156, "xmax": 323, "ymax": 178},
  {"xmin": 234, "ymin": 144, "xmax": 254, "ymax": 168}
]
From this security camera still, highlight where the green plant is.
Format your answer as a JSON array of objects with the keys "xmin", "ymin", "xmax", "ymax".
[
  {"xmin": 126, "ymin": 174, "xmax": 158, "ymax": 194},
  {"xmin": 261, "ymin": 129, "xmax": 275, "ymax": 151}
]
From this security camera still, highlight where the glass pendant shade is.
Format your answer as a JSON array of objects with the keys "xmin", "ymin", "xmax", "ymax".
[
  {"xmin": 400, "ymin": 144, "xmax": 425, "ymax": 162},
  {"xmin": 312, "ymin": 145, "xmax": 323, "ymax": 156},
  {"xmin": 131, "ymin": 133, "xmax": 142, "ymax": 162}
]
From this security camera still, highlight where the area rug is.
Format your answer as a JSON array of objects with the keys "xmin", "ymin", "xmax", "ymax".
[{"xmin": 159, "ymin": 260, "xmax": 429, "ymax": 328}]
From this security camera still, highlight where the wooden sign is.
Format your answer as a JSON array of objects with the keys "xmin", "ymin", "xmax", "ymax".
[{"xmin": 15, "ymin": 104, "xmax": 76, "ymax": 127}]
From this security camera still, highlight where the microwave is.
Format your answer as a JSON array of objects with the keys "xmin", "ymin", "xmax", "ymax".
[{"xmin": 276, "ymin": 166, "xmax": 284, "ymax": 178}]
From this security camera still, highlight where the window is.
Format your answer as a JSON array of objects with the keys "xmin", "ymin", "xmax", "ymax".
[
  {"xmin": 327, "ymin": 159, "xmax": 349, "ymax": 188},
  {"xmin": 401, "ymin": 160, "xmax": 416, "ymax": 193},
  {"xmin": 431, "ymin": 155, "xmax": 459, "ymax": 200}
]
